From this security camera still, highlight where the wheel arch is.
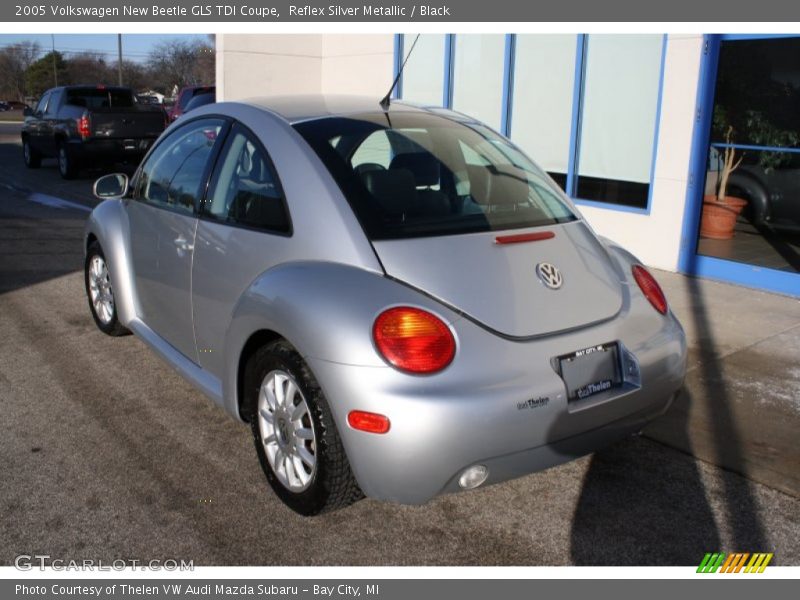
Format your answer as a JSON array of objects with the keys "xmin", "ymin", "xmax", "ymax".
[
  {"xmin": 83, "ymin": 200, "xmax": 138, "ymax": 326},
  {"xmin": 236, "ymin": 329, "xmax": 286, "ymax": 421}
]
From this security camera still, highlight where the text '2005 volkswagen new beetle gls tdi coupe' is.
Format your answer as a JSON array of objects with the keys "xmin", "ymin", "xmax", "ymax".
[{"xmin": 85, "ymin": 95, "xmax": 687, "ymax": 515}]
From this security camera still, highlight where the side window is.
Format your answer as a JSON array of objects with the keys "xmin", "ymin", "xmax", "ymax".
[
  {"xmin": 204, "ymin": 126, "xmax": 289, "ymax": 233},
  {"xmin": 135, "ymin": 118, "xmax": 225, "ymax": 214},
  {"xmin": 35, "ymin": 93, "xmax": 50, "ymax": 115},
  {"xmin": 45, "ymin": 91, "xmax": 61, "ymax": 116}
]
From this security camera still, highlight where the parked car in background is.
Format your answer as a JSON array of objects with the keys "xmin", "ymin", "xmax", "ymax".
[
  {"xmin": 84, "ymin": 96, "xmax": 687, "ymax": 516},
  {"xmin": 136, "ymin": 94, "xmax": 162, "ymax": 105},
  {"xmin": 167, "ymin": 85, "xmax": 215, "ymax": 122},
  {"xmin": 4, "ymin": 100, "xmax": 30, "ymax": 111},
  {"xmin": 21, "ymin": 85, "xmax": 167, "ymax": 179},
  {"xmin": 0, "ymin": 102, "xmax": 9, "ymax": 112},
  {"xmin": 181, "ymin": 90, "xmax": 216, "ymax": 116}
]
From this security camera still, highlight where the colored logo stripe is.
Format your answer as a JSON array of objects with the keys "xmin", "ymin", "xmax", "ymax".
[{"xmin": 697, "ymin": 552, "xmax": 773, "ymax": 573}]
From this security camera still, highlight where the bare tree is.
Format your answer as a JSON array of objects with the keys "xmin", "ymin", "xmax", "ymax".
[
  {"xmin": 146, "ymin": 39, "xmax": 214, "ymax": 95},
  {"xmin": 114, "ymin": 60, "xmax": 149, "ymax": 92},
  {"xmin": 0, "ymin": 41, "xmax": 41, "ymax": 101},
  {"xmin": 64, "ymin": 52, "xmax": 112, "ymax": 86}
]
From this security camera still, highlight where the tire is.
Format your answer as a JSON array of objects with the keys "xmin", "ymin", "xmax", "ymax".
[
  {"xmin": 84, "ymin": 241, "xmax": 129, "ymax": 336},
  {"xmin": 22, "ymin": 137, "xmax": 41, "ymax": 168},
  {"xmin": 57, "ymin": 141, "xmax": 79, "ymax": 179},
  {"xmin": 245, "ymin": 340, "xmax": 363, "ymax": 516}
]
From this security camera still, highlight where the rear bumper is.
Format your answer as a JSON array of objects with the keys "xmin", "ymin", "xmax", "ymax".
[{"xmin": 308, "ymin": 301, "xmax": 687, "ymax": 505}]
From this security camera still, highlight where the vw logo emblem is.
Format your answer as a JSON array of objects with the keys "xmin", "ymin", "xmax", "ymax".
[{"xmin": 536, "ymin": 262, "xmax": 563, "ymax": 289}]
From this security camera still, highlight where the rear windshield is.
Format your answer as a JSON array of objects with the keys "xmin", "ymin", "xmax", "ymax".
[
  {"xmin": 294, "ymin": 112, "xmax": 576, "ymax": 240},
  {"xmin": 66, "ymin": 88, "xmax": 135, "ymax": 109}
]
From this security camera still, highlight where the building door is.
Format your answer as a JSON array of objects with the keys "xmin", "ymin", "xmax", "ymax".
[{"xmin": 682, "ymin": 35, "xmax": 800, "ymax": 297}]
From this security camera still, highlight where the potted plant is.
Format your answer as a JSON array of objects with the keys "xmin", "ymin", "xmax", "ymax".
[{"xmin": 700, "ymin": 125, "xmax": 747, "ymax": 240}]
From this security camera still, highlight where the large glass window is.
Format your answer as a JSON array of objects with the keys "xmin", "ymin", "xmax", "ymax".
[
  {"xmin": 400, "ymin": 34, "xmax": 446, "ymax": 106},
  {"xmin": 697, "ymin": 37, "xmax": 800, "ymax": 274},
  {"xmin": 575, "ymin": 34, "xmax": 663, "ymax": 208},
  {"xmin": 135, "ymin": 118, "xmax": 225, "ymax": 214},
  {"xmin": 510, "ymin": 35, "xmax": 577, "ymax": 190},
  {"xmin": 451, "ymin": 35, "xmax": 505, "ymax": 132},
  {"xmin": 396, "ymin": 33, "xmax": 664, "ymax": 210}
]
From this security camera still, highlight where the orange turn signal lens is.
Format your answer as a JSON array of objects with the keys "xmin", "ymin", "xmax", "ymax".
[
  {"xmin": 373, "ymin": 306, "xmax": 456, "ymax": 374},
  {"xmin": 347, "ymin": 410, "xmax": 391, "ymax": 434}
]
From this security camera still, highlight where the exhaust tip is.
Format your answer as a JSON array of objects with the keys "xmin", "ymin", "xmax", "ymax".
[{"xmin": 458, "ymin": 465, "xmax": 489, "ymax": 490}]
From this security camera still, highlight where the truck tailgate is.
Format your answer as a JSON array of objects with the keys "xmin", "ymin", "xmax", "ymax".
[{"xmin": 91, "ymin": 108, "xmax": 165, "ymax": 139}]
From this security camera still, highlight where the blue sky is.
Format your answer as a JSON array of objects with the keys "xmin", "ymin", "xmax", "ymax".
[{"xmin": 0, "ymin": 34, "xmax": 212, "ymax": 63}]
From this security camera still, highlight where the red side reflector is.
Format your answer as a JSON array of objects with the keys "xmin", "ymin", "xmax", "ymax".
[
  {"xmin": 632, "ymin": 265, "xmax": 668, "ymax": 315},
  {"xmin": 495, "ymin": 231, "xmax": 555, "ymax": 245},
  {"xmin": 348, "ymin": 411, "xmax": 390, "ymax": 434}
]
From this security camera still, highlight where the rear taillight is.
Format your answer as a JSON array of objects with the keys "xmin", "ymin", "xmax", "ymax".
[
  {"xmin": 77, "ymin": 113, "xmax": 91, "ymax": 139},
  {"xmin": 632, "ymin": 265, "xmax": 667, "ymax": 315},
  {"xmin": 373, "ymin": 307, "xmax": 455, "ymax": 374}
]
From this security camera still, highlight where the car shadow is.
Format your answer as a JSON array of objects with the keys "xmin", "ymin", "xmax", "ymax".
[{"xmin": 568, "ymin": 274, "xmax": 768, "ymax": 565}]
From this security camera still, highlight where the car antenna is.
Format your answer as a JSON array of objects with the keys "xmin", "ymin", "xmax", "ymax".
[{"xmin": 380, "ymin": 34, "xmax": 420, "ymax": 111}]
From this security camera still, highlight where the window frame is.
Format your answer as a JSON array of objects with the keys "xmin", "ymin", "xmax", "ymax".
[
  {"xmin": 130, "ymin": 115, "xmax": 231, "ymax": 217},
  {"xmin": 394, "ymin": 33, "xmax": 668, "ymax": 213},
  {"xmin": 198, "ymin": 121, "xmax": 293, "ymax": 238}
]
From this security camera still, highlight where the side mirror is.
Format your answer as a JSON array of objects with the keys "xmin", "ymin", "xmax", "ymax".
[
  {"xmin": 23, "ymin": 107, "xmax": 32, "ymax": 117},
  {"xmin": 93, "ymin": 173, "xmax": 129, "ymax": 200}
]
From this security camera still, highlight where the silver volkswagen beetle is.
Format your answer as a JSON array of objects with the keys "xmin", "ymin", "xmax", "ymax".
[{"xmin": 84, "ymin": 95, "xmax": 687, "ymax": 515}]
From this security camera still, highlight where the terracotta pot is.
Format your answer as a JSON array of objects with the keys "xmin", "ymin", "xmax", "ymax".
[{"xmin": 699, "ymin": 195, "xmax": 748, "ymax": 240}]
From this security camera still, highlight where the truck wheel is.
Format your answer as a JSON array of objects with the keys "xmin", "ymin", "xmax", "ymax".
[
  {"xmin": 84, "ymin": 241, "xmax": 129, "ymax": 336},
  {"xmin": 57, "ymin": 142, "xmax": 79, "ymax": 179},
  {"xmin": 22, "ymin": 138, "xmax": 41, "ymax": 168},
  {"xmin": 245, "ymin": 340, "xmax": 363, "ymax": 516}
]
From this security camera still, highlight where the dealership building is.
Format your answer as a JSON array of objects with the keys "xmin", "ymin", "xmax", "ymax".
[{"xmin": 216, "ymin": 34, "xmax": 799, "ymax": 297}]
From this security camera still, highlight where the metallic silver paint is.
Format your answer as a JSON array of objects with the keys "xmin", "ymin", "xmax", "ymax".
[
  {"xmin": 372, "ymin": 221, "xmax": 622, "ymax": 338},
  {"xmin": 85, "ymin": 96, "xmax": 687, "ymax": 505}
]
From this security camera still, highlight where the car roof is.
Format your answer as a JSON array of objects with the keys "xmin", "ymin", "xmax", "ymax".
[{"xmin": 238, "ymin": 94, "xmax": 470, "ymax": 125}]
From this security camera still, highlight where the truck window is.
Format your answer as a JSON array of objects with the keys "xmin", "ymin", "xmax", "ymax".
[{"xmin": 65, "ymin": 88, "xmax": 135, "ymax": 109}]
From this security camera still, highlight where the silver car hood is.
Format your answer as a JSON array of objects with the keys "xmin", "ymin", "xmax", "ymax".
[{"xmin": 371, "ymin": 221, "xmax": 623, "ymax": 338}]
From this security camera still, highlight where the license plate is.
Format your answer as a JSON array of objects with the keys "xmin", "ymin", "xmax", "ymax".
[{"xmin": 558, "ymin": 343, "xmax": 621, "ymax": 400}]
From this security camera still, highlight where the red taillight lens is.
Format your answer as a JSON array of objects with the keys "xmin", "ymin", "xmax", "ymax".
[
  {"xmin": 373, "ymin": 307, "xmax": 455, "ymax": 374},
  {"xmin": 632, "ymin": 265, "xmax": 667, "ymax": 315},
  {"xmin": 347, "ymin": 411, "xmax": 391, "ymax": 434},
  {"xmin": 77, "ymin": 113, "xmax": 91, "ymax": 139}
]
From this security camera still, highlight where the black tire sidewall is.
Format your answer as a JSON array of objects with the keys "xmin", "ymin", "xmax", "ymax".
[
  {"xmin": 23, "ymin": 138, "xmax": 40, "ymax": 168},
  {"xmin": 58, "ymin": 143, "xmax": 78, "ymax": 179},
  {"xmin": 246, "ymin": 342, "xmax": 347, "ymax": 516}
]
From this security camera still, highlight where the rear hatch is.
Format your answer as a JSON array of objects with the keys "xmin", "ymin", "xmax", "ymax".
[{"xmin": 372, "ymin": 220, "xmax": 623, "ymax": 338}]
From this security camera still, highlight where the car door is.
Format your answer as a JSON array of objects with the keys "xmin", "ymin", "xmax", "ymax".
[
  {"xmin": 127, "ymin": 116, "xmax": 228, "ymax": 362},
  {"xmin": 40, "ymin": 88, "xmax": 62, "ymax": 156},
  {"xmin": 192, "ymin": 122, "xmax": 292, "ymax": 377},
  {"xmin": 28, "ymin": 92, "xmax": 51, "ymax": 154}
]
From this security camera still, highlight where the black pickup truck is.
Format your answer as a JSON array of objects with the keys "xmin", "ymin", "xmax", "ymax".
[{"xmin": 21, "ymin": 85, "xmax": 167, "ymax": 179}]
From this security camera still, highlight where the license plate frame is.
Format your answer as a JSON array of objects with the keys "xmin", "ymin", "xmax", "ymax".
[{"xmin": 557, "ymin": 342, "xmax": 622, "ymax": 401}]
